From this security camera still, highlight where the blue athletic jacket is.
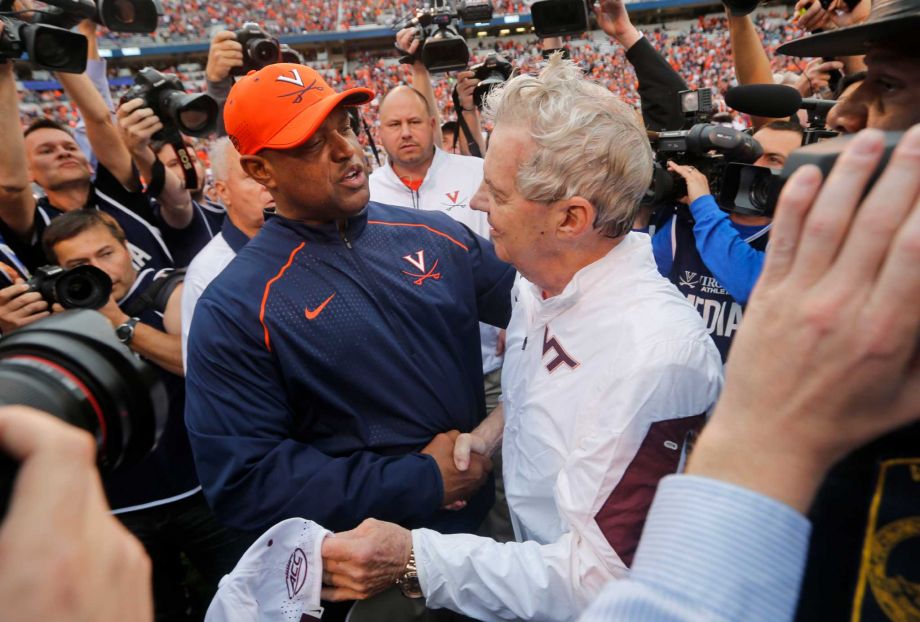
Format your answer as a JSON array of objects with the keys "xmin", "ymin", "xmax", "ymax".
[{"xmin": 185, "ymin": 202, "xmax": 515, "ymax": 533}]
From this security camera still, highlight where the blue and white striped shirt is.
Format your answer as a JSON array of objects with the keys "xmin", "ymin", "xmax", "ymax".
[{"xmin": 580, "ymin": 475, "xmax": 810, "ymax": 622}]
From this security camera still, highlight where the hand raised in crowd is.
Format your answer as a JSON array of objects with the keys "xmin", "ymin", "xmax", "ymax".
[
  {"xmin": 205, "ymin": 30, "xmax": 244, "ymax": 83},
  {"xmin": 0, "ymin": 280, "xmax": 48, "ymax": 334},
  {"xmin": 116, "ymin": 98, "xmax": 163, "ymax": 157},
  {"xmin": 793, "ymin": 0, "xmax": 871, "ymax": 32},
  {"xmin": 689, "ymin": 126, "xmax": 920, "ymax": 513},
  {"xmin": 421, "ymin": 430, "xmax": 492, "ymax": 507},
  {"xmin": 794, "ymin": 57, "xmax": 845, "ymax": 98},
  {"xmin": 667, "ymin": 160, "xmax": 712, "ymax": 205},
  {"xmin": 455, "ymin": 70, "xmax": 479, "ymax": 112},
  {"xmin": 0, "ymin": 406, "xmax": 153, "ymax": 622},
  {"xmin": 396, "ymin": 27, "xmax": 422, "ymax": 61},
  {"xmin": 594, "ymin": 0, "xmax": 642, "ymax": 50},
  {"xmin": 321, "ymin": 518, "xmax": 412, "ymax": 601}
]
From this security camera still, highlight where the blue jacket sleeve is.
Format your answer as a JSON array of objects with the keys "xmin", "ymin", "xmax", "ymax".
[
  {"xmin": 451, "ymin": 219, "xmax": 515, "ymax": 329},
  {"xmin": 184, "ymin": 296, "xmax": 445, "ymax": 533},
  {"xmin": 651, "ymin": 217, "xmax": 674, "ymax": 277},
  {"xmin": 688, "ymin": 195, "xmax": 766, "ymax": 304}
]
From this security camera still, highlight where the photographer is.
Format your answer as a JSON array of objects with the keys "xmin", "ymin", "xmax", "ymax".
[
  {"xmin": 651, "ymin": 121, "xmax": 805, "ymax": 361},
  {"xmin": 205, "ymin": 29, "xmax": 244, "ymax": 137},
  {"xmin": 41, "ymin": 210, "xmax": 250, "ymax": 620}
]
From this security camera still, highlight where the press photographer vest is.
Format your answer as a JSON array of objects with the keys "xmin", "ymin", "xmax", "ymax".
[{"xmin": 666, "ymin": 211, "xmax": 769, "ymax": 362}]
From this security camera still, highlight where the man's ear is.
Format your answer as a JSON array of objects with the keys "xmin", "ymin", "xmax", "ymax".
[
  {"xmin": 556, "ymin": 196, "xmax": 596, "ymax": 241},
  {"xmin": 239, "ymin": 155, "xmax": 276, "ymax": 191},
  {"xmin": 214, "ymin": 180, "xmax": 231, "ymax": 209}
]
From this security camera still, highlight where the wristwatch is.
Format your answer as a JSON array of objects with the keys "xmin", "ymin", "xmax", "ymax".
[
  {"xmin": 116, "ymin": 317, "xmax": 140, "ymax": 345},
  {"xmin": 396, "ymin": 547, "xmax": 423, "ymax": 599}
]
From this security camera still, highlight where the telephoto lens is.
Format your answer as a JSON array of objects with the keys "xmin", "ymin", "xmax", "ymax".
[
  {"xmin": 0, "ymin": 311, "xmax": 166, "ymax": 518},
  {"xmin": 27, "ymin": 264, "xmax": 113, "ymax": 310}
]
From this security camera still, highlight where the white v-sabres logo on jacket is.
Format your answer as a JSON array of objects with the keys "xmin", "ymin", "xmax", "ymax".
[{"xmin": 413, "ymin": 233, "xmax": 724, "ymax": 622}]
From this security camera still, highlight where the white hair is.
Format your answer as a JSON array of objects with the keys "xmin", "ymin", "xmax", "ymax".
[
  {"xmin": 482, "ymin": 54, "xmax": 653, "ymax": 237},
  {"xmin": 209, "ymin": 136, "xmax": 238, "ymax": 183}
]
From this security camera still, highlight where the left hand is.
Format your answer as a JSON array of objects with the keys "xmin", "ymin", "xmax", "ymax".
[
  {"xmin": 321, "ymin": 518, "xmax": 412, "ymax": 601},
  {"xmin": 667, "ymin": 160, "xmax": 711, "ymax": 204},
  {"xmin": 97, "ymin": 296, "xmax": 128, "ymax": 329},
  {"xmin": 495, "ymin": 329, "xmax": 506, "ymax": 356},
  {"xmin": 116, "ymin": 98, "xmax": 163, "ymax": 156},
  {"xmin": 455, "ymin": 70, "xmax": 478, "ymax": 112}
]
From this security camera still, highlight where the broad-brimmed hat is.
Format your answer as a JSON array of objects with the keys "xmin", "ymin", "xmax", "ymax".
[{"xmin": 778, "ymin": 0, "xmax": 920, "ymax": 58}]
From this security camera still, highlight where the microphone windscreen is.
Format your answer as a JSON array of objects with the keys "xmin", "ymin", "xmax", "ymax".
[{"xmin": 725, "ymin": 84, "xmax": 803, "ymax": 118}]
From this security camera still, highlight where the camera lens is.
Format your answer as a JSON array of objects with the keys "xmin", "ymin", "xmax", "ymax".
[
  {"xmin": 161, "ymin": 91, "xmax": 218, "ymax": 137},
  {"xmin": 112, "ymin": 0, "xmax": 137, "ymax": 25},
  {"xmin": 0, "ymin": 311, "xmax": 166, "ymax": 516},
  {"xmin": 248, "ymin": 38, "xmax": 280, "ymax": 67},
  {"xmin": 55, "ymin": 265, "xmax": 112, "ymax": 310},
  {"xmin": 32, "ymin": 27, "xmax": 77, "ymax": 70}
]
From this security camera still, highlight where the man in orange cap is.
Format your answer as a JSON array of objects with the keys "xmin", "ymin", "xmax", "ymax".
[{"xmin": 183, "ymin": 64, "xmax": 515, "ymax": 620}]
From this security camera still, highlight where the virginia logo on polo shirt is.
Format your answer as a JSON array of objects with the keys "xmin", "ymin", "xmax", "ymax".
[
  {"xmin": 402, "ymin": 249, "xmax": 441, "ymax": 286},
  {"xmin": 442, "ymin": 189, "xmax": 467, "ymax": 211}
]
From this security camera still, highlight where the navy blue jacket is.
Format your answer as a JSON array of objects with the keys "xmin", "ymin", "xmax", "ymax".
[{"xmin": 185, "ymin": 202, "xmax": 515, "ymax": 533}]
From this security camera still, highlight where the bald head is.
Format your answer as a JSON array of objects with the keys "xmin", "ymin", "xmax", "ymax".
[{"xmin": 378, "ymin": 86, "xmax": 438, "ymax": 174}]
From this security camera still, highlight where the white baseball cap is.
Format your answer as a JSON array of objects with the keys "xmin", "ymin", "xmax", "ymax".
[{"xmin": 206, "ymin": 518, "xmax": 330, "ymax": 622}]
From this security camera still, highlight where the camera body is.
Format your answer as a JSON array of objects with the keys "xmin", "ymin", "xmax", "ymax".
[
  {"xmin": 27, "ymin": 265, "xmax": 112, "ymax": 310},
  {"xmin": 530, "ymin": 0, "xmax": 590, "ymax": 38},
  {"xmin": 232, "ymin": 22, "xmax": 282, "ymax": 77},
  {"xmin": 0, "ymin": 15, "xmax": 87, "ymax": 73},
  {"xmin": 470, "ymin": 53, "xmax": 512, "ymax": 109},
  {"xmin": 121, "ymin": 67, "xmax": 218, "ymax": 138},
  {"xmin": 396, "ymin": 0, "xmax": 494, "ymax": 73},
  {"xmin": 719, "ymin": 131, "xmax": 902, "ymax": 218},
  {"xmin": 645, "ymin": 90, "xmax": 762, "ymax": 206}
]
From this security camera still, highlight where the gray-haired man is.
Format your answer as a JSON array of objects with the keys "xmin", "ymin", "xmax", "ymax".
[{"xmin": 318, "ymin": 56, "xmax": 723, "ymax": 621}]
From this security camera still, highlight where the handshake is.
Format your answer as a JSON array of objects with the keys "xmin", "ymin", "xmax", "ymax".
[{"xmin": 420, "ymin": 406, "xmax": 503, "ymax": 509}]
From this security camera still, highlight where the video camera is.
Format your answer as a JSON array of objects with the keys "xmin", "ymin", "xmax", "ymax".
[
  {"xmin": 0, "ymin": 310, "xmax": 166, "ymax": 517},
  {"xmin": 530, "ymin": 0, "xmax": 590, "ymax": 38},
  {"xmin": 644, "ymin": 89, "xmax": 763, "ymax": 205},
  {"xmin": 231, "ymin": 22, "xmax": 281, "ymax": 77},
  {"xmin": 470, "ymin": 53, "xmax": 512, "ymax": 109},
  {"xmin": 0, "ymin": 0, "xmax": 161, "ymax": 73},
  {"xmin": 27, "ymin": 264, "xmax": 112, "ymax": 310},
  {"xmin": 394, "ymin": 0, "xmax": 493, "ymax": 73},
  {"xmin": 719, "ymin": 131, "xmax": 901, "ymax": 218}
]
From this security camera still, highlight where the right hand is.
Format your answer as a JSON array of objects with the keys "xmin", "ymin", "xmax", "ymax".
[
  {"xmin": 421, "ymin": 431, "xmax": 492, "ymax": 506},
  {"xmin": 455, "ymin": 70, "xmax": 479, "ymax": 112},
  {"xmin": 594, "ymin": 0, "xmax": 641, "ymax": 48},
  {"xmin": 396, "ymin": 27, "xmax": 421, "ymax": 59},
  {"xmin": 205, "ymin": 30, "xmax": 243, "ymax": 83},
  {"xmin": 0, "ymin": 406, "xmax": 153, "ymax": 622},
  {"xmin": 116, "ymin": 98, "xmax": 162, "ymax": 155},
  {"xmin": 0, "ymin": 280, "xmax": 48, "ymax": 334},
  {"xmin": 794, "ymin": 58, "xmax": 844, "ymax": 97}
]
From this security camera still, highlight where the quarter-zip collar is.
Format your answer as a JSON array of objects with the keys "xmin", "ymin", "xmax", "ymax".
[{"xmin": 265, "ymin": 204, "xmax": 370, "ymax": 244}]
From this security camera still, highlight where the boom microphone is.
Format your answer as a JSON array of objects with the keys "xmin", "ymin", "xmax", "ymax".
[{"xmin": 726, "ymin": 84, "xmax": 839, "ymax": 121}]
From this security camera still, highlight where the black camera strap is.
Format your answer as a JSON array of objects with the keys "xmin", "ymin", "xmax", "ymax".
[
  {"xmin": 160, "ymin": 127, "xmax": 198, "ymax": 191},
  {"xmin": 451, "ymin": 87, "xmax": 482, "ymax": 159}
]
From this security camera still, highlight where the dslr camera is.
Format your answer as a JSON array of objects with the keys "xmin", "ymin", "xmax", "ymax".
[
  {"xmin": 121, "ymin": 67, "xmax": 218, "ymax": 138},
  {"xmin": 231, "ymin": 22, "xmax": 282, "ymax": 77},
  {"xmin": 27, "ymin": 264, "xmax": 112, "ymax": 310},
  {"xmin": 0, "ymin": 0, "xmax": 162, "ymax": 73},
  {"xmin": 645, "ymin": 89, "xmax": 763, "ymax": 205},
  {"xmin": 470, "ymin": 53, "xmax": 512, "ymax": 109},
  {"xmin": 0, "ymin": 310, "xmax": 167, "ymax": 517},
  {"xmin": 395, "ymin": 0, "xmax": 494, "ymax": 73}
]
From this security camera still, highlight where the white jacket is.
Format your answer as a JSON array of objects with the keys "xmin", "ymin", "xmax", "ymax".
[
  {"xmin": 413, "ymin": 233, "xmax": 723, "ymax": 621},
  {"xmin": 369, "ymin": 148, "xmax": 503, "ymax": 374}
]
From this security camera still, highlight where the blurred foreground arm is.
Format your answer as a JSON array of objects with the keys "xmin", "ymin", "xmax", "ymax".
[{"xmin": 0, "ymin": 405, "xmax": 152, "ymax": 622}]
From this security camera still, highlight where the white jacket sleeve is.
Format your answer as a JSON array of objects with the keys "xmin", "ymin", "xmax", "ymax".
[{"xmin": 414, "ymin": 338, "xmax": 723, "ymax": 622}]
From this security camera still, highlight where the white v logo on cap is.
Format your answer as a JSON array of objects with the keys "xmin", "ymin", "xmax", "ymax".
[{"xmin": 276, "ymin": 69, "xmax": 305, "ymax": 87}]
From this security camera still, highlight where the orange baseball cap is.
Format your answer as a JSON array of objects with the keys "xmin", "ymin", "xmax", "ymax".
[{"xmin": 224, "ymin": 63, "xmax": 374, "ymax": 156}]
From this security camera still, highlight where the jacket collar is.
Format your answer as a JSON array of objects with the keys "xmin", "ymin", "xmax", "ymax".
[
  {"xmin": 266, "ymin": 205, "xmax": 369, "ymax": 244},
  {"xmin": 382, "ymin": 147, "xmax": 445, "ymax": 191},
  {"xmin": 221, "ymin": 215, "xmax": 251, "ymax": 253}
]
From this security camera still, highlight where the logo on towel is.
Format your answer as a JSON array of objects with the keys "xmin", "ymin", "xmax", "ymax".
[{"xmin": 286, "ymin": 548, "xmax": 308, "ymax": 598}]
